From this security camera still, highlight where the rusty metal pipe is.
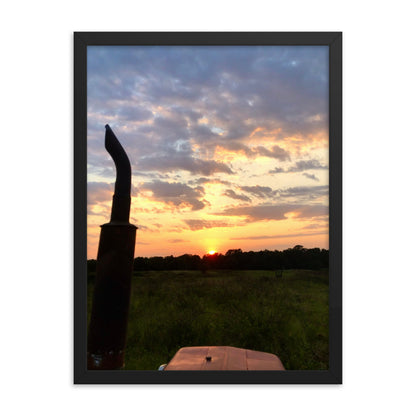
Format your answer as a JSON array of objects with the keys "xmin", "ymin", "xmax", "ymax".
[{"xmin": 87, "ymin": 125, "xmax": 137, "ymax": 370}]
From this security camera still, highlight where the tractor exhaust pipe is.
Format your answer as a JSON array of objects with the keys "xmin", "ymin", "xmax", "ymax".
[{"xmin": 87, "ymin": 125, "xmax": 137, "ymax": 370}]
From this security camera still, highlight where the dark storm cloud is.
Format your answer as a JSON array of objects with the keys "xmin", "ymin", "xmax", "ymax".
[
  {"xmin": 140, "ymin": 180, "xmax": 206, "ymax": 211},
  {"xmin": 223, "ymin": 189, "xmax": 252, "ymax": 202},
  {"xmin": 216, "ymin": 203, "xmax": 328, "ymax": 222}
]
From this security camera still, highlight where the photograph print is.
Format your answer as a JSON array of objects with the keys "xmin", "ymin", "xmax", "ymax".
[{"xmin": 76, "ymin": 33, "xmax": 342, "ymax": 383}]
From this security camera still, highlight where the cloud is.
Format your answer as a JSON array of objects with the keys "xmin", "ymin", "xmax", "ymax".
[
  {"xmin": 137, "ymin": 224, "xmax": 150, "ymax": 231},
  {"xmin": 183, "ymin": 219, "xmax": 231, "ymax": 231},
  {"xmin": 303, "ymin": 173, "xmax": 319, "ymax": 181},
  {"xmin": 217, "ymin": 203, "xmax": 328, "ymax": 222},
  {"xmin": 140, "ymin": 180, "xmax": 206, "ymax": 211},
  {"xmin": 87, "ymin": 182, "xmax": 113, "ymax": 206},
  {"xmin": 230, "ymin": 231, "xmax": 328, "ymax": 240},
  {"xmin": 168, "ymin": 238, "xmax": 190, "ymax": 243},
  {"xmin": 190, "ymin": 124, "xmax": 222, "ymax": 141},
  {"xmin": 268, "ymin": 167, "xmax": 285, "ymax": 174},
  {"xmin": 223, "ymin": 189, "xmax": 252, "ymax": 202},
  {"xmin": 239, "ymin": 185, "xmax": 276, "ymax": 199},
  {"xmin": 277, "ymin": 185, "xmax": 328, "ymax": 198},
  {"xmin": 139, "ymin": 155, "xmax": 234, "ymax": 175},
  {"xmin": 87, "ymin": 46, "xmax": 329, "ymax": 172},
  {"xmin": 151, "ymin": 115, "xmax": 190, "ymax": 143},
  {"xmin": 216, "ymin": 142, "xmax": 290, "ymax": 161},
  {"xmin": 87, "ymin": 165, "xmax": 118, "ymax": 180},
  {"xmin": 254, "ymin": 145, "xmax": 290, "ymax": 160},
  {"xmin": 287, "ymin": 159, "xmax": 328, "ymax": 172},
  {"xmin": 189, "ymin": 177, "xmax": 232, "ymax": 186},
  {"xmin": 115, "ymin": 105, "xmax": 153, "ymax": 122},
  {"xmin": 302, "ymin": 222, "xmax": 327, "ymax": 230},
  {"xmin": 269, "ymin": 159, "xmax": 328, "ymax": 174}
]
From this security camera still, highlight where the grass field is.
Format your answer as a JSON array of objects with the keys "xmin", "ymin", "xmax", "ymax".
[{"xmin": 87, "ymin": 269, "xmax": 329, "ymax": 370}]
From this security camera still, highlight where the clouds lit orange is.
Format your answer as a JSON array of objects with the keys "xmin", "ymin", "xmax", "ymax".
[{"xmin": 87, "ymin": 46, "xmax": 329, "ymax": 258}]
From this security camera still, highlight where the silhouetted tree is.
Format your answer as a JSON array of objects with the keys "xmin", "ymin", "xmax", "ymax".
[{"xmin": 126, "ymin": 246, "xmax": 329, "ymax": 272}]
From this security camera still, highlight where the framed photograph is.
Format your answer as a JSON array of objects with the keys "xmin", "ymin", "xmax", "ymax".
[{"xmin": 74, "ymin": 32, "xmax": 342, "ymax": 384}]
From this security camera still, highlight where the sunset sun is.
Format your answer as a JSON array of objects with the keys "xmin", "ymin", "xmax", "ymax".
[{"xmin": 208, "ymin": 250, "xmax": 217, "ymax": 255}]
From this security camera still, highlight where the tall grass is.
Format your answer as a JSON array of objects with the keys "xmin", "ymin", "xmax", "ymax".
[{"xmin": 87, "ymin": 269, "xmax": 328, "ymax": 370}]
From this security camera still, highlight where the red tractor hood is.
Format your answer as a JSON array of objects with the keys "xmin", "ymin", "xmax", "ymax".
[{"xmin": 164, "ymin": 346, "xmax": 285, "ymax": 371}]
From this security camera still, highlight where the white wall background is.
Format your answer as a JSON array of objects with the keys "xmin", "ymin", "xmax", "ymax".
[{"xmin": 1, "ymin": 1, "xmax": 415, "ymax": 414}]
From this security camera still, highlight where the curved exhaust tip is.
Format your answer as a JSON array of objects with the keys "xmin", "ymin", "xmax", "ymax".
[
  {"xmin": 104, "ymin": 125, "xmax": 132, "ymax": 223},
  {"xmin": 104, "ymin": 125, "xmax": 131, "ymax": 198}
]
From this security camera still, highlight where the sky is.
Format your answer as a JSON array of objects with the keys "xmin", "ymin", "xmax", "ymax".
[{"xmin": 87, "ymin": 45, "xmax": 329, "ymax": 258}]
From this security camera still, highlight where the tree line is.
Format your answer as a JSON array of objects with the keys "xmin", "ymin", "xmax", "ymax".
[{"xmin": 87, "ymin": 245, "xmax": 328, "ymax": 273}]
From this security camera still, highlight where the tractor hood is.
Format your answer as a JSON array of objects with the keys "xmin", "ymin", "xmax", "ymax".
[{"xmin": 163, "ymin": 346, "xmax": 285, "ymax": 371}]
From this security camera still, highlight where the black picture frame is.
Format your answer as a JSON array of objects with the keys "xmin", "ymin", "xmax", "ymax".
[{"xmin": 74, "ymin": 31, "xmax": 342, "ymax": 384}]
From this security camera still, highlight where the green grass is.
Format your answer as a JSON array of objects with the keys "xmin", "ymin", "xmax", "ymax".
[{"xmin": 87, "ymin": 269, "xmax": 329, "ymax": 370}]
